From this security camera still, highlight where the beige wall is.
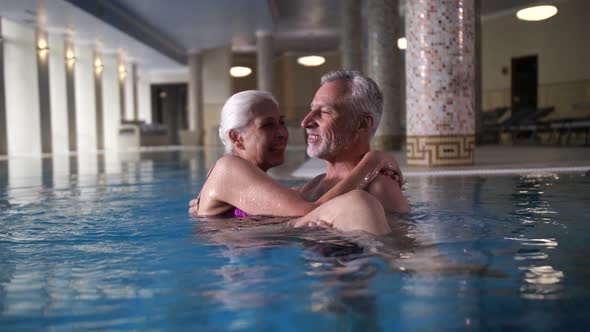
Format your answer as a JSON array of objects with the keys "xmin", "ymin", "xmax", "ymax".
[
  {"xmin": 202, "ymin": 46, "xmax": 232, "ymax": 145},
  {"xmin": 482, "ymin": 0, "xmax": 590, "ymax": 118},
  {"xmin": 276, "ymin": 54, "xmax": 341, "ymax": 123}
]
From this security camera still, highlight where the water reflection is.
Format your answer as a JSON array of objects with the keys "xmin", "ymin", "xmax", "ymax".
[{"xmin": 520, "ymin": 265, "xmax": 565, "ymax": 300}]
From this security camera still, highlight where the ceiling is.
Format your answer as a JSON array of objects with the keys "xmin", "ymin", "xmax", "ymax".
[{"xmin": 0, "ymin": 0, "xmax": 546, "ymax": 71}]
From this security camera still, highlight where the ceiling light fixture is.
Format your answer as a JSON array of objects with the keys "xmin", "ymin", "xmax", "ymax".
[
  {"xmin": 397, "ymin": 37, "xmax": 407, "ymax": 50},
  {"xmin": 230, "ymin": 66, "xmax": 252, "ymax": 78},
  {"xmin": 516, "ymin": 5, "xmax": 558, "ymax": 21},
  {"xmin": 297, "ymin": 55, "xmax": 325, "ymax": 67}
]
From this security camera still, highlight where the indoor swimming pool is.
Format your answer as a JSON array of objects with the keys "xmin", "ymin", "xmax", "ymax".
[{"xmin": 0, "ymin": 150, "xmax": 589, "ymax": 330}]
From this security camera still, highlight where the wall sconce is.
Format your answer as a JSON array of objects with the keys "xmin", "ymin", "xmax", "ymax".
[
  {"xmin": 65, "ymin": 49, "xmax": 76, "ymax": 64},
  {"xmin": 118, "ymin": 64, "xmax": 127, "ymax": 79},
  {"xmin": 37, "ymin": 39, "xmax": 49, "ymax": 56},
  {"xmin": 94, "ymin": 58, "xmax": 103, "ymax": 73}
]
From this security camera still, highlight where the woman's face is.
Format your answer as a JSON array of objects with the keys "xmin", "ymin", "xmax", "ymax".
[{"xmin": 234, "ymin": 100, "xmax": 288, "ymax": 171}]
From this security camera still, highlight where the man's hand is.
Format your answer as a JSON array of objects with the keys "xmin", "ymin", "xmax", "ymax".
[{"xmin": 188, "ymin": 198, "xmax": 199, "ymax": 216}]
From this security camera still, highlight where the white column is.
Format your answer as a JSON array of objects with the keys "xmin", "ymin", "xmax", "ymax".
[
  {"xmin": 102, "ymin": 53, "xmax": 120, "ymax": 152},
  {"xmin": 74, "ymin": 44, "xmax": 97, "ymax": 153},
  {"xmin": 2, "ymin": 18, "xmax": 41, "ymax": 156},
  {"xmin": 48, "ymin": 33, "xmax": 69, "ymax": 154},
  {"xmin": 137, "ymin": 67, "xmax": 151, "ymax": 123},
  {"xmin": 124, "ymin": 62, "xmax": 134, "ymax": 121},
  {"xmin": 188, "ymin": 52, "xmax": 203, "ymax": 145}
]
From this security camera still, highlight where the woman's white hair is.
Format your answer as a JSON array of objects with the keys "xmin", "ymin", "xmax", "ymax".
[{"xmin": 219, "ymin": 90, "xmax": 278, "ymax": 154}]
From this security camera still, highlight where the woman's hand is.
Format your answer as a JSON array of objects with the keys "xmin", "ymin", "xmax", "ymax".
[
  {"xmin": 188, "ymin": 198, "xmax": 199, "ymax": 216},
  {"xmin": 288, "ymin": 218, "xmax": 334, "ymax": 229},
  {"xmin": 360, "ymin": 151, "xmax": 403, "ymax": 188}
]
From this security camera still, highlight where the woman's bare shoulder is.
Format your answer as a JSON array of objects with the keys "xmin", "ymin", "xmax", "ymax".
[{"xmin": 213, "ymin": 155, "xmax": 249, "ymax": 171}]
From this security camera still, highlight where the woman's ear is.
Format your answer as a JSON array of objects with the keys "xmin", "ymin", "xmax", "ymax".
[{"xmin": 228, "ymin": 129, "xmax": 244, "ymax": 150}]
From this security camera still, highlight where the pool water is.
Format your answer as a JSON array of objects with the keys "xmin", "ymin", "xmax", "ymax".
[{"xmin": 1, "ymin": 151, "xmax": 589, "ymax": 331}]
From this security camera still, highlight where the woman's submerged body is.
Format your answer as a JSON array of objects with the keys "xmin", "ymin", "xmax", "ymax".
[{"xmin": 190, "ymin": 91, "xmax": 402, "ymax": 235}]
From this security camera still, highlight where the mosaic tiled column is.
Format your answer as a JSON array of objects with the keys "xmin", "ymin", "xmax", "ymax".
[
  {"xmin": 340, "ymin": 0, "xmax": 362, "ymax": 71},
  {"xmin": 368, "ymin": 0, "xmax": 402, "ymax": 150},
  {"xmin": 256, "ymin": 30, "xmax": 274, "ymax": 93},
  {"xmin": 406, "ymin": 0, "xmax": 476, "ymax": 166},
  {"xmin": 188, "ymin": 51, "xmax": 204, "ymax": 145}
]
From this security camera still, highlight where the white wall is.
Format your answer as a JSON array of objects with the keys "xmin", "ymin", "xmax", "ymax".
[
  {"xmin": 74, "ymin": 44, "xmax": 97, "ymax": 152},
  {"xmin": 102, "ymin": 54, "xmax": 121, "ymax": 152},
  {"xmin": 2, "ymin": 18, "xmax": 41, "ymax": 156},
  {"xmin": 48, "ymin": 33, "xmax": 69, "ymax": 154},
  {"xmin": 137, "ymin": 68, "xmax": 151, "ymax": 123},
  {"xmin": 482, "ymin": 0, "xmax": 590, "ymax": 91}
]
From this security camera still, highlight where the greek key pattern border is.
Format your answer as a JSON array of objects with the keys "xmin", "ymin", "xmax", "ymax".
[{"xmin": 407, "ymin": 135, "xmax": 475, "ymax": 166}]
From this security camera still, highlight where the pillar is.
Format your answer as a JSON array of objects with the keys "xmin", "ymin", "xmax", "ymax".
[
  {"xmin": 132, "ymin": 63, "xmax": 138, "ymax": 120},
  {"xmin": 65, "ymin": 37, "xmax": 77, "ymax": 152},
  {"xmin": 94, "ymin": 50, "xmax": 104, "ymax": 150},
  {"xmin": 340, "ymin": 0, "xmax": 362, "ymax": 71},
  {"xmin": 48, "ymin": 33, "xmax": 69, "ymax": 154},
  {"xmin": 474, "ymin": 0, "xmax": 483, "ymax": 144},
  {"xmin": 36, "ymin": 28, "xmax": 52, "ymax": 154},
  {"xmin": 406, "ymin": 0, "xmax": 476, "ymax": 166},
  {"xmin": 256, "ymin": 30, "xmax": 274, "ymax": 93},
  {"xmin": 102, "ymin": 54, "xmax": 121, "ymax": 151},
  {"xmin": 188, "ymin": 51, "xmax": 204, "ymax": 145},
  {"xmin": 368, "ymin": 0, "xmax": 402, "ymax": 150},
  {"xmin": 118, "ymin": 58, "xmax": 126, "ymax": 122},
  {"xmin": 0, "ymin": 19, "xmax": 7, "ymax": 155}
]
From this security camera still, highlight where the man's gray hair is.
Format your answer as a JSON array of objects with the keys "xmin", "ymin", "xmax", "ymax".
[
  {"xmin": 320, "ymin": 70, "xmax": 383, "ymax": 136},
  {"xmin": 219, "ymin": 90, "xmax": 278, "ymax": 154}
]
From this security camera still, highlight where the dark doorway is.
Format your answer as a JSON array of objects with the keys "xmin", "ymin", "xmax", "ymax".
[
  {"xmin": 511, "ymin": 55, "xmax": 537, "ymax": 114},
  {"xmin": 151, "ymin": 84, "xmax": 187, "ymax": 145}
]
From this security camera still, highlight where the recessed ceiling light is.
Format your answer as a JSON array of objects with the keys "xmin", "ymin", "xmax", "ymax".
[
  {"xmin": 230, "ymin": 66, "xmax": 252, "ymax": 78},
  {"xmin": 516, "ymin": 5, "xmax": 558, "ymax": 21},
  {"xmin": 297, "ymin": 55, "xmax": 325, "ymax": 67},
  {"xmin": 397, "ymin": 37, "xmax": 407, "ymax": 50}
]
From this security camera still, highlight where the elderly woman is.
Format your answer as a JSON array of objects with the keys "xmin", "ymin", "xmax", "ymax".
[{"xmin": 189, "ymin": 90, "xmax": 399, "ymax": 235}]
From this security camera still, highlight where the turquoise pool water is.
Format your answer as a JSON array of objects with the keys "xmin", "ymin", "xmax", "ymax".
[{"xmin": 0, "ymin": 151, "xmax": 589, "ymax": 331}]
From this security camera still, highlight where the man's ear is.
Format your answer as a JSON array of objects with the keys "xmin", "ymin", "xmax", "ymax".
[
  {"xmin": 228, "ymin": 129, "xmax": 244, "ymax": 150},
  {"xmin": 358, "ymin": 114, "xmax": 374, "ymax": 133}
]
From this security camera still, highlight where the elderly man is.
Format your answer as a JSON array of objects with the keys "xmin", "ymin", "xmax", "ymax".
[{"xmin": 298, "ymin": 70, "xmax": 410, "ymax": 213}]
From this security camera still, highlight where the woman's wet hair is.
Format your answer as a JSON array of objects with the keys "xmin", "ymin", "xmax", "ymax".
[{"xmin": 219, "ymin": 90, "xmax": 279, "ymax": 154}]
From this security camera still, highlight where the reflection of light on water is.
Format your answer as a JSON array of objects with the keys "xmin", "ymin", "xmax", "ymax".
[
  {"xmin": 514, "ymin": 252, "xmax": 548, "ymax": 261},
  {"xmin": 505, "ymin": 237, "xmax": 558, "ymax": 248},
  {"xmin": 523, "ymin": 173, "xmax": 559, "ymax": 180},
  {"xmin": 524, "ymin": 266, "xmax": 564, "ymax": 284},
  {"xmin": 519, "ymin": 265, "xmax": 565, "ymax": 300}
]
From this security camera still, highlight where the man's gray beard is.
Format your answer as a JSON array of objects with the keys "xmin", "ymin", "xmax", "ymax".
[
  {"xmin": 307, "ymin": 135, "xmax": 350, "ymax": 159},
  {"xmin": 307, "ymin": 136, "xmax": 332, "ymax": 159}
]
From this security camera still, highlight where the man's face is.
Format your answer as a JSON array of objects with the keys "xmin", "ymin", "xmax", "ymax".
[{"xmin": 301, "ymin": 80, "xmax": 356, "ymax": 159}]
